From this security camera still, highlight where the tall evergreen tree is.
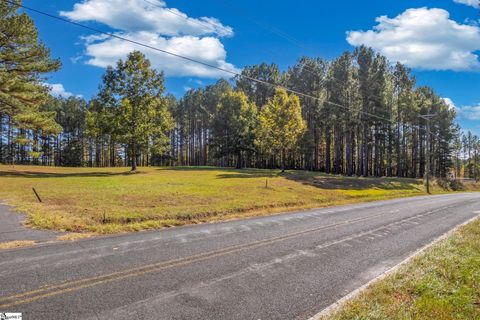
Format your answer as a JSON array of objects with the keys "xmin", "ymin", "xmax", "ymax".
[
  {"xmin": 211, "ymin": 90, "xmax": 257, "ymax": 168},
  {"xmin": 236, "ymin": 63, "xmax": 283, "ymax": 109},
  {"xmin": 108, "ymin": 51, "xmax": 174, "ymax": 172},
  {"xmin": 0, "ymin": 0, "xmax": 60, "ymax": 114}
]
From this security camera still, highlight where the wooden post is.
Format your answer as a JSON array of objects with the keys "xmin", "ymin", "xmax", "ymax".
[
  {"xmin": 419, "ymin": 114, "xmax": 436, "ymax": 195},
  {"xmin": 32, "ymin": 187, "xmax": 42, "ymax": 203}
]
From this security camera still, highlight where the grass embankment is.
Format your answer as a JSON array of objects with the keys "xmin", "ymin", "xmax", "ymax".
[
  {"xmin": 324, "ymin": 218, "xmax": 480, "ymax": 320},
  {"xmin": 0, "ymin": 165, "xmax": 475, "ymax": 234}
]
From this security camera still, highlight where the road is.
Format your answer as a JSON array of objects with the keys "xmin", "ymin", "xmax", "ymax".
[
  {"xmin": 0, "ymin": 193, "xmax": 479, "ymax": 319},
  {"xmin": 0, "ymin": 202, "xmax": 63, "ymax": 243}
]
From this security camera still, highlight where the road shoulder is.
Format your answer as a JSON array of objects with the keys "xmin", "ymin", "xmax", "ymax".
[
  {"xmin": 0, "ymin": 202, "xmax": 63, "ymax": 249},
  {"xmin": 311, "ymin": 214, "xmax": 480, "ymax": 320}
]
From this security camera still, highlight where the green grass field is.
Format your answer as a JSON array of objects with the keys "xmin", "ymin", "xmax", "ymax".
[
  {"xmin": 0, "ymin": 165, "xmax": 473, "ymax": 234},
  {"xmin": 325, "ymin": 217, "xmax": 480, "ymax": 320}
]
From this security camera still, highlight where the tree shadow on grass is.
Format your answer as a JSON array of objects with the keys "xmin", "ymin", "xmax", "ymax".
[
  {"xmin": 286, "ymin": 172, "xmax": 422, "ymax": 191},
  {"xmin": 160, "ymin": 167, "xmax": 420, "ymax": 189},
  {"xmin": 159, "ymin": 166, "xmax": 231, "ymax": 172},
  {"xmin": 216, "ymin": 169, "xmax": 281, "ymax": 179},
  {"xmin": 160, "ymin": 166, "xmax": 281, "ymax": 179},
  {"xmin": 0, "ymin": 170, "xmax": 140, "ymax": 178}
]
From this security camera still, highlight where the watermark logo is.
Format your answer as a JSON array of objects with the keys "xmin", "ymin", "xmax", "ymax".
[{"xmin": 0, "ymin": 313, "xmax": 22, "ymax": 320}]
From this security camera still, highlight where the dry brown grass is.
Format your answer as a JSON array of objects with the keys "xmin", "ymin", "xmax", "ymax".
[
  {"xmin": 0, "ymin": 240, "xmax": 36, "ymax": 250},
  {"xmin": 56, "ymin": 233, "xmax": 97, "ymax": 241}
]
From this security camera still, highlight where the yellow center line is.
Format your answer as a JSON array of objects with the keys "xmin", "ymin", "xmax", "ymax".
[{"xmin": 0, "ymin": 211, "xmax": 394, "ymax": 308}]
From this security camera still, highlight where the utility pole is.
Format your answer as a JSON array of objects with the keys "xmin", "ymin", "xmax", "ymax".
[{"xmin": 419, "ymin": 114, "xmax": 436, "ymax": 194}]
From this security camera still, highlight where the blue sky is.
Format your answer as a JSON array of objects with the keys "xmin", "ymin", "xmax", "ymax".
[{"xmin": 26, "ymin": 0, "xmax": 480, "ymax": 134}]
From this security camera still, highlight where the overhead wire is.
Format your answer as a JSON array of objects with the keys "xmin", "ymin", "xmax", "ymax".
[{"xmin": 4, "ymin": 0, "xmax": 429, "ymax": 132}]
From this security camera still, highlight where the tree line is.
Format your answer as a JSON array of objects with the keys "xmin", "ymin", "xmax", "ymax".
[
  {"xmin": 452, "ymin": 131, "xmax": 480, "ymax": 181},
  {"xmin": 0, "ymin": 0, "xmax": 469, "ymax": 178}
]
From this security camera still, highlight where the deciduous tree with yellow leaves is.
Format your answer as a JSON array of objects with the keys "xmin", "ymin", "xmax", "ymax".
[{"xmin": 255, "ymin": 88, "xmax": 306, "ymax": 172}]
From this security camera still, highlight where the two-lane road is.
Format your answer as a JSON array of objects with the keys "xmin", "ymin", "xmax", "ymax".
[{"xmin": 0, "ymin": 193, "xmax": 479, "ymax": 319}]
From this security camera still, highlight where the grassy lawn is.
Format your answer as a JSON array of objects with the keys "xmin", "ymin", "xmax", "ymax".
[
  {"xmin": 0, "ymin": 165, "xmax": 473, "ymax": 234},
  {"xmin": 324, "ymin": 217, "xmax": 480, "ymax": 320}
]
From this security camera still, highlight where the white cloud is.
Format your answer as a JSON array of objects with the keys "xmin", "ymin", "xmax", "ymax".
[
  {"xmin": 444, "ymin": 98, "xmax": 480, "ymax": 120},
  {"xmin": 60, "ymin": 0, "xmax": 237, "ymax": 78},
  {"xmin": 347, "ymin": 8, "xmax": 480, "ymax": 71},
  {"xmin": 454, "ymin": 0, "xmax": 479, "ymax": 8},
  {"xmin": 84, "ymin": 32, "xmax": 238, "ymax": 77},
  {"xmin": 60, "ymin": 0, "xmax": 233, "ymax": 37},
  {"xmin": 443, "ymin": 97, "xmax": 457, "ymax": 110},
  {"xmin": 46, "ymin": 83, "xmax": 82, "ymax": 98},
  {"xmin": 457, "ymin": 104, "xmax": 480, "ymax": 120}
]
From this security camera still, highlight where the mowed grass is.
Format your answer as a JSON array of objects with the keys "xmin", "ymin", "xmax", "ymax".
[
  {"xmin": 325, "ymin": 218, "xmax": 480, "ymax": 320},
  {"xmin": 0, "ymin": 165, "xmax": 463, "ymax": 234}
]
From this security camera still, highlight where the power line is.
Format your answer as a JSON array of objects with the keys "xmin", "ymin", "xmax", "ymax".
[
  {"xmin": 142, "ymin": 0, "xmax": 322, "ymax": 78},
  {"xmin": 147, "ymin": 0, "xmax": 323, "ymax": 79},
  {"xmin": 214, "ymin": 0, "xmax": 316, "ymax": 54},
  {"xmin": 5, "ymin": 0, "xmax": 236, "ymax": 77},
  {"xmin": 145, "ymin": 1, "xmax": 346, "ymax": 112},
  {"xmin": 213, "ymin": 0, "xmax": 323, "ymax": 76},
  {"xmin": 5, "ymin": 0, "xmax": 425, "ymax": 130}
]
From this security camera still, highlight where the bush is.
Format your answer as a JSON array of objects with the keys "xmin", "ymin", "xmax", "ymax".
[
  {"xmin": 436, "ymin": 178, "xmax": 466, "ymax": 191},
  {"xmin": 448, "ymin": 179, "xmax": 466, "ymax": 191}
]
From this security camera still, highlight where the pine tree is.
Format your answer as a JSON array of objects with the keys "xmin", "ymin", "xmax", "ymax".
[
  {"xmin": 211, "ymin": 90, "xmax": 257, "ymax": 168},
  {"xmin": 287, "ymin": 57, "xmax": 328, "ymax": 171},
  {"xmin": 0, "ymin": 0, "xmax": 61, "ymax": 163},
  {"xmin": 0, "ymin": 0, "xmax": 60, "ymax": 117},
  {"xmin": 236, "ymin": 63, "xmax": 283, "ymax": 109},
  {"xmin": 107, "ymin": 51, "xmax": 174, "ymax": 172}
]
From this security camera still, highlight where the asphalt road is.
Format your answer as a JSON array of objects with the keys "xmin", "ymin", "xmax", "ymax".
[
  {"xmin": 0, "ymin": 193, "xmax": 479, "ymax": 320},
  {"xmin": 0, "ymin": 202, "xmax": 62, "ymax": 243}
]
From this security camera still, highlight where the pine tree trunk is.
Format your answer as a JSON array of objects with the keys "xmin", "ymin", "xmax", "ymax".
[
  {"xmin": 0, "ymin": 114, "xmax": 3, "ymax": 163},
  {"xmin": 314, "ymin": 127, "xmax": 319, "ymax": 171},
  {"xmin": 325, "ymin": 126, "xmax": 331, "ymax": 174},
  {"xmin": 334, "ymin": 124, "xmax": 342, "ymax": 174},
  {"xmin": 362, "ymin": 124, "xmax": 369, "ymax": 177},
  {"xmin": 346, "ymin": 128, "xmax": 353, "ymax": 176},
  {"xmin": 397, "ymin": 122, "xmax": 402, "ymax": 177},
  {"xmin": 131, "ymin": 141, "xmax": 137, "ymax": 172},
  {"xmin": 236, "ymin": 150, "xmax": 242, "ymax": 169},
  {"xmin": 387, "ymin": 124, "xmax": 393, "ymax": 177},
  {"xmin": 7, "ymin": 116, "xmax": 13, "ymax": 165},
  {"xmin": 374, "ymin": 124, "xmax": 379, "ymax": 176}
]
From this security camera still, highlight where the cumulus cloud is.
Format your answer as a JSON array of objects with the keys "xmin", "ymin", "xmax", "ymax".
[
  {"xmin": 347, "ymin": 8, "xmax": 480, "ymax": 71},
  {"xmin": 83, "ymin": 32, "xmax": 237, "ymax": 77},
  {"xmin": 61, "ymin": 0, "xmax": 237, "ymax": 78},
  {"xmin": 443, "ymin": 98, "xmax": 480, "ymax": 120},
  {"xmin": 46, "ymin": 83, "xmax": 82, "ymax": 98},
  {"xmin": 457, "ymin": 104, "xmax": 480, "ymax": 120},
  {"xmin": 443, "ymin": 97, "xmax": 457, "ymax": 110},
  {"xmin": 60, "ymin": 0, "xmax": 232, "ymax": 37},
  {"xmin": 454, "ymin": 0, "xmax": 479, "ymax": 8}
]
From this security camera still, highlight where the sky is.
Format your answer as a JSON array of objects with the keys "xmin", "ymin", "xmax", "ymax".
[{"xmin": 24, "ymin": 0, "xmax": 480, "ymax": 134}]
